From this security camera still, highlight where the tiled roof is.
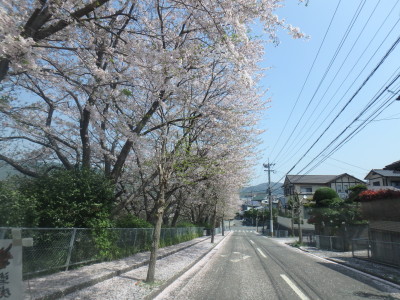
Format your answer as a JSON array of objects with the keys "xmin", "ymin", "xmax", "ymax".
[
  {"xmin": 286, "ymin": 173, "xmax": 364, "ymax": 185},
  {"xmin": 384, "ymin": 160, "xmax": 400, "ymax": 171},
  {"xmin": 365, "ymin": 169, "xmax": 400, "ymax": 179},
  {"xmin": 286, "ymin": 175, "xmax": 339, "ymax": 184},
  {"xmin": 243, "ymin": 200, "xmax": 262, "ymax": 207}
]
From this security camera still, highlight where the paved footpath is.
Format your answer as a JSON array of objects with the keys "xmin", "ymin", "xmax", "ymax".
[{"xmin": 24, "ymin": 233, "xmax": 229, "ymax": 300}]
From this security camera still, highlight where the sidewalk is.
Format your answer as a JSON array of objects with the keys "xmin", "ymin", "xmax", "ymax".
[{"xmin": 24, "ymin": 234, "xmax": 229, "ymax": 300}]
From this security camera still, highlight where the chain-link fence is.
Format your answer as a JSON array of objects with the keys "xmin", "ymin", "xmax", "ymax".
[
  {"xmin": 0, "ymin": 226, "xmax": 203, "ymax": 278},
  {"xmin": 315, "ymin": 235, "xmax": 345, "ymax": 251},
  {"xmin": 275, "ymin": 230, "xmax": 289, "ymax": 237},
  {"xmin": 352, "ymin": 238, "xmax": 400, "ymax": 267},
  {"xmin": 352, "ymin": 238, "xmax": 370, "ymax": 259}
]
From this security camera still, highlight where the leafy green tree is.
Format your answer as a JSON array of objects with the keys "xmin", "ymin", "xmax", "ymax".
[
  {"xmin": 309, "ymin": 187, "xmax": 367, "ymax": 235},
  {"xmin": 115, "ymin": 214, "xmax": 153, "ymax": 228},
  {"xmin": 0, "ymin": 179, "xmax": 39, "ymax": 227},
  {"xmin": 313, "ymin": 187, "xmax": 342, "ymax": 207},
  {"xmin": 308, "ymin": 187, "xmax": 344, "ymax": 234},
  {"xmin": 347, "ymin": 184, "xmax": 367, "ymax": 203},
  {"xmin": 21, "ymin": 168, "xmax": 115, "ymax": 228},
  {"xmin": 337, "ymin": 184, "xmax": 367, "ymax": 225}
]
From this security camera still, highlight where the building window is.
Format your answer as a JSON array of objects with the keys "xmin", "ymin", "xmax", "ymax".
[
  {"xmin": 300, "ymin": 186, "xmax": 312, "ymax": 193},
  {"xmin": 373, "ymin": 181, "xmax": 380, "ymax": 186},
  {"xmin": 392, "ymin": 181, "xmax": 400, "ymax": 187}
]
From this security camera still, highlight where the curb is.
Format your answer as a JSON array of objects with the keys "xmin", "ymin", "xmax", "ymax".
[
  {"xmin": 144, "ymin": 232, "xmax": 231, "ymax": 300},
  {"xmin": 324, "ymin": 257, "xmax": 400, "ymax": 287},
  {"xmin": 298, "ymin": 247, "xmax": 400, "ymax": 287},
  {"xmin": 30, "ymin": 236, "xmax": 211, "ymax": 300}
]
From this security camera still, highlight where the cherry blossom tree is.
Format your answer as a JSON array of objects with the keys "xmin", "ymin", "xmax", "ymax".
[{"xmin": 1, "ymin": 0, "xmax": 305, "ymax": 283}]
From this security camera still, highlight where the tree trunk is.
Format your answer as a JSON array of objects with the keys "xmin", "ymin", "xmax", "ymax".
[
  {"xmin": 211, "ymin": 202, "xmax": 217, "ymax": 243},
  {"xmin": 171, "ymin": 202, "xmax": 181, "ymax": 227},
  {"xmin": 146, "ymin": 143, "xmax": 167, "ymax": 283},
  {"xmin": 146, "ymin": 198, "xmax": 165, "ymax": 283},
  {"xmin": 298, "ymin": 205, "xmax": 303, "ymax": 244},
  {"xmin": 291, "ymin": 208, "xmax": 294, "ymax": 237}
]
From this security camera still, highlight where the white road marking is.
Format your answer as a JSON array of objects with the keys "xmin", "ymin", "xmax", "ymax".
[
  {"xmin": 249, "ymin": 240, "xmax": 255, "ymax": 244},
  {"xmin": 257, "ymin": 248, "xmax": 267, "ymax": 258},
  {"xmin": 280, "ymin": 274, "xmax": 310, "ymax": 300},
  {"xmin": 230, "ymin": 255, "xmax": 251, "ymax": 263}
]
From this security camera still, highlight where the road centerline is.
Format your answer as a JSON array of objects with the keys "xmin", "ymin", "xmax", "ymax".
[
  {"xmin": 280, "ymin": 274, "xmax": 310, "ymax": 300},
  {"xmin": 249, "ymin": 239, "xmax": 255, "ymax": 244}
]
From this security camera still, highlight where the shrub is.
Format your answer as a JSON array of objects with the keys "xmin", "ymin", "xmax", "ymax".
[
  {"xmin": 313, "ymin": 187, "xmax": 340, "ymax": 207},
  {"xmin": 20, "ymin": 168, "xmax": 115, "ymax": 228},
  {"xmin": 359, "ymin": 189, "xmax": 400, "ymax": 202},
  {"xmin": 114, "ymin": 214, "xmax": 153, "ymax": 228},
  {"xmin": 0, "ymin": 179, "xmax": 39, "ymax": 227},
  {"xmin": 347, "ymin": 184, "xmax": 367, "ymax": 202},
  {"xmin": 175, "ymin": 221, "xmax": 196, "ymax": 227}
]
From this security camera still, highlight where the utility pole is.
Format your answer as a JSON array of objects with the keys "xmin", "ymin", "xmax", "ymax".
[{"xmin": 263, "ymin": 160, "xmax": 275, "ymax": 237}]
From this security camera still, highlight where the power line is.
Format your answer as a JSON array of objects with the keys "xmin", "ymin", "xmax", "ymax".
[
  {"xmin": 297, "ymin": 76, "xmax": 400, "ymax": 176},
  {"xmin": 277, "ymin": 0, "xmax": 383, "ymax": 162},
  {"xmin": 278, "ymin": 15, "xmax": 400, "ymax": 169},
  {"xmin": 300, "ymin": 80, "xmax": 400, "ymax": 176},
  {"xmin": 281, "ymin": 34, "xmax": 400, "ymax": 179},
  {"xmin": 273, "ymin": 0, "xmax": 365, "ymax": 164},
  {"xmin": 323, "ymin": 156, "xmax": 369, "ymax": 171},
  {"xmin": 269, "ymin": 0, "xmax": 343, "ymax": 160}
]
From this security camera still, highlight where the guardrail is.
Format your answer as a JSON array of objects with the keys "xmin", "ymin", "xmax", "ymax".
[{"xmin": 0, "ymin": 227, "xmax": 203, "ymax": 278}]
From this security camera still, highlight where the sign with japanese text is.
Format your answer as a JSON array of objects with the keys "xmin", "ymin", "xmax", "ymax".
[{"xmin": 0, "ymin": 240, "xmax": 22, "ymax": 299}]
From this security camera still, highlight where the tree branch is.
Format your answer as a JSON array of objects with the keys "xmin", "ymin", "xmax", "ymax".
[{"xmin": 0, "ymin": 154, "xmax": 40, "ymax": 178}]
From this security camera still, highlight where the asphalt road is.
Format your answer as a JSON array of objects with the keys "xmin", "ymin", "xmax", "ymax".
[{"xmin": 156, "ymin": 228, "xmax": 400, "ymax": 300}]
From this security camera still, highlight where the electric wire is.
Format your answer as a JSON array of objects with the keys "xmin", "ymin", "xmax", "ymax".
[
  {"xmin": 302, "ymin": 90, "xmax": 398, "ymax": 176},
  {"xmin": 273, "ymin": 84, "xmax": 398, "ymax": 188},
  {"xmin": 268, "ymin": 0, "xmax": 342, "ymax": 160},
  {"xmin": 321, "ymin": 156, "xmax": 369, "ymax": 171},
  {"xmin": 299, "ymin": 75, "xmax": 400, "ymax": 177},
  {"xmin": 273, "ymin": 35, "xmax": 400, "ymax": 189},
  {"xmin": 282, "ymin": 34, "xmax": 400, "ymax": 175},
  {"xmin": 272, "ymin": 0, "xmax": 365, "ymax": 165},
  {"xmin": 297, "ymin": 75, "xmax": 400, "ymax": 176},
  {"xmin": 277, "ymin": 0, "xmax": 383, "ymax": 162},
  {"xmin": 319, "ymin": 85, "xmax": 400, "ymax": 166},
  {"xmin": 278, "ymin": 16, "xmax": 400, "ymax": 169}
]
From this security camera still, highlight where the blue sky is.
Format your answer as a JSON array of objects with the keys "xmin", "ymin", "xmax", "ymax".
[{"xmin": 251, "ymin": 0, "xmax": 400, "ymax": 185}]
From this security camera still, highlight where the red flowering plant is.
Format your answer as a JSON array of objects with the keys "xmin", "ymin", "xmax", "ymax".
[
  {"xmin": 358, "ymin": 189, "xmax": 400, "ymax": 202},
  {"xmin": 358, "ymin": 189, "xmax": 400, "ymax": 221}
]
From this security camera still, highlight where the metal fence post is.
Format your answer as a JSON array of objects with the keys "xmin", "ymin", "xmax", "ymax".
[
  {"xmin": 65, "ymin": 228, "xmax": 77, "ymax": 271},
  {"xmin": 368, "ymin": 239, "xmax": 370, "ymax": 259},
  {"xmin": 330, "ymin": 236, "xmax": 333, "ymax": 251},
  {"xmin": 133, "ymin": 229, "xmax": 137, "ymax": 250}
]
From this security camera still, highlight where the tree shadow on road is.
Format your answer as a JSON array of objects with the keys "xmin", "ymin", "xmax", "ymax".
[{"xmin": 315, "ymin": 261, "xmax": 399, "ymax": 296}]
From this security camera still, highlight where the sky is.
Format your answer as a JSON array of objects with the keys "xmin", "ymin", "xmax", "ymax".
[{"xmin": 250, "ymin": 0, "xmax": 400, "ymax": 186}]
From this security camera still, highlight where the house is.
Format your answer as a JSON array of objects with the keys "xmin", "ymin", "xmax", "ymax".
[
  {"xmin": 364, "ymin": 160, "xmax": 400, "ymax": 190},
  {"xmin": 283, "ymin": 173, "xmax": 365, "ymax": 201}
]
